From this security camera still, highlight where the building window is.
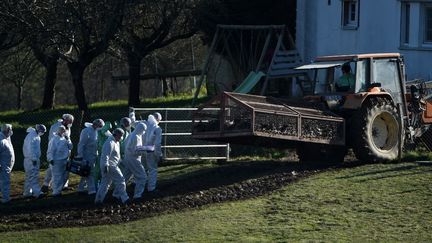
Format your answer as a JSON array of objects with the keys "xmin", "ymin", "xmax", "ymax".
[
  {"xmin": 401, "ymin": 3, "xmax": 410, "ymax": 45},
  {"xmin": 424, "ymin": 4, "xmax": 432, "ymax": 43},
  {"xmin": 342, "ymin": 0, "xmax": 359, "ymax": 29}
]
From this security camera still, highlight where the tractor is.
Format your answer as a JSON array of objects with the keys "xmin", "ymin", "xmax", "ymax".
[{"xmin": 192, "ymin": 53, "xmax": 432, "ymax": 163}]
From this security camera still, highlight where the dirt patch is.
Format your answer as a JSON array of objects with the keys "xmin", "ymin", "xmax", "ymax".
[{"xmin": 0, "ymin": 161, "xmax": 356, "ymax": 232}]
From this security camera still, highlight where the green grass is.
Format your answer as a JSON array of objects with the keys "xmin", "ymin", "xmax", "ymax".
[
  {"xmin": 403, "ymin": 149, "xmax": 432, "ymax": 161},
  {"xmin": 2, "ymin": 162, "xmax": 432, "ymax": 242}
]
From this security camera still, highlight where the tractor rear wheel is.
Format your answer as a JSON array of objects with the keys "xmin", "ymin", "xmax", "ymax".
[
  {"xmin": 351, "ymin": 98, "xmax": 401, "ymax": 162},
  {"xmin": 296, "ymin": 143, "xmax": 347, "ymax": 165}
]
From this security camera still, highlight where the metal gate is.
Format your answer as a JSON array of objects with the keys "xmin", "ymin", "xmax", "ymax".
[{"xmin": 131, "ymin": 107, "xmax": 230, "ymax": 161}]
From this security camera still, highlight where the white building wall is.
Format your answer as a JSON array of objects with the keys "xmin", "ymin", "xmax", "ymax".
[{"xmin": 297, "ymin": 0, "xmax": 432, "ymax": 80}]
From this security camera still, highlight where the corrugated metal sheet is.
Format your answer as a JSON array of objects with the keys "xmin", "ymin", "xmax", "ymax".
[{"xmin": 295, "ymin": 61, "xmax": 346, "ymax": 70}]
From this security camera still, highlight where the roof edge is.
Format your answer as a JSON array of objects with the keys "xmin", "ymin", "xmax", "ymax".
[{"xmin": 315, "ymin": 53, "xmax": 401, "ymax": 62}]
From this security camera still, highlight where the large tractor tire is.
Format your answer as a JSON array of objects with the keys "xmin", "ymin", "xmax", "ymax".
[
  {"xmin": 351, "ymin": 98, "xmax": 401, "ymax": 162},
  {"xmin": 296, "ymin": 143, "xmax": 347, "ymax": 165}
]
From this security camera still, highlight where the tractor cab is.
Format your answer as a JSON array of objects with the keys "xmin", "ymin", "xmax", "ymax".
[
  {"xmin": 295, "ymin": 53, "xmax": 405, "ymax": 111},
  {"xmin": 296, "ymin": 60, "xmax": 364, "ymax": 94}
]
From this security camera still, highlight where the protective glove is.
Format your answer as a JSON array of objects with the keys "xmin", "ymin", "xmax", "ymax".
[{"xmin": 32, "ymin": 160, "xmax": 37, "ymax": 166}]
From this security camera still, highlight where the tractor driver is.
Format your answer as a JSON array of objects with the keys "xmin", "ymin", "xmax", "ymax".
[{"xmin": 335, "ymin": 63, "xmax": 355, "ymax": 92}]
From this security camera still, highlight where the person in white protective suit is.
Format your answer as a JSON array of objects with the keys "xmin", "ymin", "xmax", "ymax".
[
  {"xmin": 113, "ymin": 111, "xmax": 144, "ymax": 198},
  {"xmin": 77, "ymin": 119, "xmax": 105, "ymax": 195},
  {"xmin": 95, "ymin": 128, "xmax": 129, "ymax": 204},
  {"xmin": 42, "ymin": 114, "xmax": 74, "ymax": 193},
  {"xmin": 143, "ymin": 113, "xmax": 163, "ymax": 192},
  {"xmin": 122, "ymin": 122, "xmax": 147, "ymax": 199},
  {"xmin": 119, "ymin": 116, "xmax": 132, "ymax": 156},
  {"xmin": 47, "ymin": 125, "xmax": 73, "ymax": 196},
  {"xmin": 0, "ymin": 124, "xmax": 15, "ymax": 204},
  {"xmin": 22, "ymin": 124, "xmax": 47, "ymax": 199}
]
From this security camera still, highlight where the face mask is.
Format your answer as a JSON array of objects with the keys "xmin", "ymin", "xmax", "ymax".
[
  {"xmin": 96, "ymin": 127, "xmax": 102, "ymax": 131},
  {"xmin": 38, "ymin": 132, "xmax": 45, "ymax": 136},
  {"xmin": 67, "ymin": 124, "xmax": 72, "ymax": 128}
]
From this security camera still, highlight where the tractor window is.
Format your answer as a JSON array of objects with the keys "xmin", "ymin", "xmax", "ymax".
[
  {"xmin": 311, "ymin": 62, "xmax": 360, "ymax": 94},
  {"xmin": 334, "ymin": 62, "xmax": 356, "ymax": 93},
  {"xmin": 356, "ymin": 60, "xmax": 368, "ymax": 92},
  {"xmin": 373, "ymin": 59, "xmax": 402, "ymax": 103},
  {"xmin": 314, "ymin": 68, "xmax": 331, "ymax": 94}
]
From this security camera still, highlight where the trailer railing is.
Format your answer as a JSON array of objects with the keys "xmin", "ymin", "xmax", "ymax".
[{"xmin": 131, "ymin": 107, "xmax": 230, "ymax": 161}]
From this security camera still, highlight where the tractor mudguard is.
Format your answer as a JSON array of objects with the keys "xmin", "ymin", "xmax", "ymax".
[{"xmin": 343, "ymin": 91, "xmax": 393, "ymax": 110}]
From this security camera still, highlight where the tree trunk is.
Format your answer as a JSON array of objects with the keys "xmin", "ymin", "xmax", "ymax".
[
  {"xmin": 162, "ymin": 78, "xmax": 169, "ymax": 96},
  {"xmin": 67, "ymin": 62, "xmax": 90, "ymax": 123},
  {"xmin": 170, "ymin": 78, "xmax": 175, "ymax": 95},
  {"xmin": 128, "ymin": 54, "xmax": 142, "ymax": 106},
  {"xmin": 17, "ymin": 85, "xmax": 23, "ymax": 110},
  {"xmin": 41, "ymin": 59, "xmax": 58, "ymax": 109}
]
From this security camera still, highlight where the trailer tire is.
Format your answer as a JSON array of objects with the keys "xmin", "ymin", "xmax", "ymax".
[
  {"xmin": 352, "ymin": 98, "xmax": 401, "ymax": 162},
  {"xmin": 296, "ymin": 144, "xmax": 347, "ymax": 165}
]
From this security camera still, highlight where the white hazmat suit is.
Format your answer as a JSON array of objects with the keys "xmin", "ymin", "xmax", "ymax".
[
  {"xmin": 0, "ymin": 126, "xmax": 15, "ymax": 203},
  {"xmin": 95, "ymin": 134, "xmax": 129, "ymax": 204},
  {"xmin": 123, "ymin": 122, "xmax": 147, "ymax": 199},
  {"xmin": 144, "ymin": 115, "xmax": 162, "ymax": 192},
  {"xmin": 77, "ymin": 123, "xmax": 99, "ymax": 194},
  {"xmin": 22, "ymin": 127, "xmax": 44, "ymax": 198},
  {"xmin": 47, "ymin": 128, "xmax": 72, "ymax": 196},
  {"xmin": 43, "ymin": 118, "xmax": 72, "ymax": 189}
]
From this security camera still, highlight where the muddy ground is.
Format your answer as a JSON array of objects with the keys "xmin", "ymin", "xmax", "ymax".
[{"xmin": 0, "ymin": 158, "xmax": 361, "ymax": 232}]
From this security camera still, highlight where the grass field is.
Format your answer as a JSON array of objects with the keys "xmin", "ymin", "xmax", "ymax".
[
  {"xmin": 2, "ymin": 95, "xmax": 432, "ymax": 241},
  {"xmin": 1, "ymin": 161, "xmax": 431, "ymax": 242}
]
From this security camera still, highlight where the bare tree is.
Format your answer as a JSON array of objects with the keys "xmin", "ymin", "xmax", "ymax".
[
  {"xmin": 0, "ymin": 1, "xmax": 61, "ymax": 109},
  {"xmin": 2, "ymin": 0, "xmax": 126, "ymax": 116},
  {"xmin": 115, "ymin": 0, "xmax": 198, "ymax": 106},
  {"xmin": 0, "ymin": 45, "xmax": 42, "ymax": 109},
  {"xmin": 0, "ymin": 3, "xmax": 23, "ymax": 51},
  {"xmin": 0, "ymin": 32, "xmax": 22, "ymax": 51},
  {"xmin": 31, "ymin": 42, "xmax": 60, "ymax": 109},
  {"xmin": 49, "ymin": 0, "xmax": 126, "ymax": 120}
]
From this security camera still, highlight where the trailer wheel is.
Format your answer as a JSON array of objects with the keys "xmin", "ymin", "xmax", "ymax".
[
  {"xmin": 296, "ymin": 144, "xmax": 347, "ymax": 164},
  {"xmin": 352, "ymin": 98, "xmax": 401, "ymax": 162}
]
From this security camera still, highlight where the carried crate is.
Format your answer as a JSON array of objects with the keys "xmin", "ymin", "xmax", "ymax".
[{"xmin": 66, "ymin": 157, "xmax": 91, "ymax": 177}]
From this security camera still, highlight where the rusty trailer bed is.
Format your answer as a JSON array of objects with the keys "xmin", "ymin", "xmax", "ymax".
[{"xmin": 192, "ymin": 92, "xmax": 345, "ymax": 147}]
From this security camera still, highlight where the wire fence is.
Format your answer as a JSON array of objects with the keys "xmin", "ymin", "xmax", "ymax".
[{"xmin": 132, "ymin": 107, "xmax": 230, "ymax": 161}]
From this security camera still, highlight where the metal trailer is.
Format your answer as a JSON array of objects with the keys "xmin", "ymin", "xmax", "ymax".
[{"xmin": 192, "ymin": 92, "xmax": 345, "ymax": 148}]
